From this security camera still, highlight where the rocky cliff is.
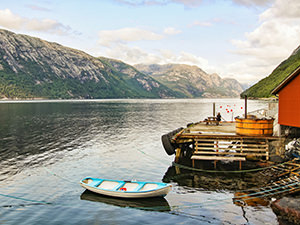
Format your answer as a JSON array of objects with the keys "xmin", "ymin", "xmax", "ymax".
[
  {"xmin": 135, "ymin": 64, "xmax": 244, "ymax": 98},
  {"xmin": 0, "ymin": 29, "xmax": 181, "ymax": 99}
]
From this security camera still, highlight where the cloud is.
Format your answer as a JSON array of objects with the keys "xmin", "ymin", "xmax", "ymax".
[
  {"xmin": 114, "ymin": 0, "xmax": 274, "ymax": 7},
  {"xmin": 260, "ymin": 0, "xmax": 300, "ymax": 19},
  {"xmin": 97, "ymin": 41, "xmax": 214, "ymax": 74},
  {"xmin": 163, "ymin": 27, "xmax": 182, "ymax": 35},
  {"xmin": 98, "ymin": 28, "xmax": 164, "ymax": 46},
  {"xmin": 113, "ymin": 0, "xmax": 203, "ymax": 7},
  {"xmin": 228, "ymin": 0, "xmax": 300, "ymax": 84},
  {"xmin": 0, "ymin": 9, "xmax": 71, "ymax": 35},
  {"xmin": 190, "ymin": 20, "xmax": 213, "ymax": 27},
  {"xmin": 26, "ymin": 4, "xmax": 51, "ymax": 12},
  {"xmin": 231, "ymin": 0, "xmax": 274, "ymax": 7},
  {"xmin": 96, "ymin": 26, "xmax": 214, "ymax": 71}
]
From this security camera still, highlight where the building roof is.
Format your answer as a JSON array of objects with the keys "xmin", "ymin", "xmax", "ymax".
[{"xmin": 272, "ymin": 66, "xmax": 300, "ymax": 95}]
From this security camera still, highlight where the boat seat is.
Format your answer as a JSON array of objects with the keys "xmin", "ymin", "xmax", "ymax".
[
  {"xmin": 139, "ymin": 183, "xmax": 158, "ymax": 191},
  {"xmin": 112, "ymin": 182, "xmax": 126, "ymax": 191},
  {"xmin": 89, "ymin": 180, "xmax": 103, "ymax": 187},
  {"xmin": 133, "ymin": 183, "xmax": 146, "ymax": 191},
  {"xmin": 97, "ymin": 180, "xmax": 122, "ymax": 190},
  {"xmin": 122, "ymin": 182, "xmax": 140, "ymax": 191}
]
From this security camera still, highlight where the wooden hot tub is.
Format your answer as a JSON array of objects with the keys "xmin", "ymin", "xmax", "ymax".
[{"xmin": 235, "ymin": 116, "xmax": 274, "ymax": 136}]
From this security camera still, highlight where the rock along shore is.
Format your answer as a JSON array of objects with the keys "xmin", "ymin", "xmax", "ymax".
[{"xmin": 271, "ymin": 195, "xmax": 300, "ymax": 225}]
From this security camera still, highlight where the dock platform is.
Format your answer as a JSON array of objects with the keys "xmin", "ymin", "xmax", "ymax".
[{"xmin": 163, "ymin": 121, "xmax": 283, "ymax": 169}]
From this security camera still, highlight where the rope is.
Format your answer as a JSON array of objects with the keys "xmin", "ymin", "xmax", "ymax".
[
  {"xmin": 234, "ymin": 180, "xmax": 300, "ymax": 199},
  {"xmin": 42, "ymin": 165, "xmax": 77, "ymax": 184},
  {"xmin": 136, "ymin": 149, "xmax": 168, "ymax": 165},
  {"xmin": 0, "ymin": 193, "xmax": 51, "ymax": 205},
  {"xmin": 135, "ymin": 140, "xmax": 295, "ymax": 174},
  {"xmin": 172, "ymin": 161, "xmax": 291, "ymax": 173},
  {"xmin": 233, "ymin": 184, "xmax": 300, "ymax": 206}
]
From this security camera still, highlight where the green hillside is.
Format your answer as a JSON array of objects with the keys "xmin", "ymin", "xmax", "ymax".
[{"xmin": 241, "ymin": 46, "xmax": 300, "ymax": 98}]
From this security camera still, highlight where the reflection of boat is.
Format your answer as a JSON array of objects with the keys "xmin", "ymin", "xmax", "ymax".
[
  {"xmin": 80, "ymin": 177, "xmax": 172, "ymax": 198},
  {"xmin": 80, "ymin": 190, "xmax": 171, "ymax": 211}
]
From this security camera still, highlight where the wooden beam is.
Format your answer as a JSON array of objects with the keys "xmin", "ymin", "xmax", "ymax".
[{"xmin": 191, "ymin": 155, "xmax": 246, "ymax": 161}]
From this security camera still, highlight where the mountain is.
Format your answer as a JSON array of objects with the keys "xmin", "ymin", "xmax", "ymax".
[
  {"xmin": 241, "ymin": 45, "xmax": 300, "ymax": 98},
  {"xmin": 135, "ymin": 64, "xmax": 244, "ymax": 98},
  {"xmin": 0, "ymin": 29, "xmax": 181, "ymax": 99}
]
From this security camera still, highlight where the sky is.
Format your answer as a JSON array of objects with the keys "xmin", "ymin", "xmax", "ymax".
[{"xmin": 0, "ymin": 0, "xmax": 300, "ymax": 85}]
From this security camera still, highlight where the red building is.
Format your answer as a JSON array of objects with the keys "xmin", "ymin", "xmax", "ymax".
[{"xmin": 272, "ymin": 66, "xmax": 300, "ymax": 128}]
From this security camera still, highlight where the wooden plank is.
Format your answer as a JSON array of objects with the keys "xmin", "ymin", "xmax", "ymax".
[
  {"xmin": 195, "ymin": 147, "xmax": 268, "ymax": 152},
  {"xmin": 195, "ymin": 138, "xmax": 267, "ymax": 142},
  {"xmin": 183, "ymin": 134, "xmax": 280, "ymax": 140},
  {"xmin": 191, "ymin": 155, "xmax": 246, "ymax": 161},
  {"xmin": 193, "ymin": 151, "xmax": 267, "ymax": 156},
  {"xmin": 196, "ymin": 143, "xmax": 267, "ymax": 147},
  {"xmin": 196, "ymin": 140, "xmax": 266, "ymax": 144},
  {"xmin": 196, "ymin": 141, "xmax": 267, "ymax": 145}
]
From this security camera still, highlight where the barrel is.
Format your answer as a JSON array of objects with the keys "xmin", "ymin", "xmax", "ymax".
[{"xmin": 235, "ymin": 117, "xmax": 274, "ymax": 136}]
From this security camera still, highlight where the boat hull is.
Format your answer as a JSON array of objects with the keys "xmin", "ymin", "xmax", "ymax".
[{"xmin": 80, "ymin": 177, "xmax": 172, "ymax": 199}]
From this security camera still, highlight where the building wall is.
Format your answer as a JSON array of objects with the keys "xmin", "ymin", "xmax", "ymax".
[{"xmin": 278, "ymin": 73, "xmax": 300, "ymax": 127}]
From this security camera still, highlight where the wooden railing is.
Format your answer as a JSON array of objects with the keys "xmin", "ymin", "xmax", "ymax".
[{"xmin": 191, "ymin": 137, "xmax": 269, "ymax": 169}]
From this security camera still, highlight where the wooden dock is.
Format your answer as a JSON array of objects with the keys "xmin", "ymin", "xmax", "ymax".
[{"xmin": 168, "ymin": 121, "xmax": 283, "ymax": 169}]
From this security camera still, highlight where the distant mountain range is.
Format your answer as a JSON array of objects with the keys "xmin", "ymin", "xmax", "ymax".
[
  {"xmin": 135, "ymin": 64, "xmax": 244, "ymax": 98},
  {"xmin": 241, "ymin": 45, "xmax": 300, "ymax": 98},
  {"xmin": 0, "ymin": 29, "xmax": 243, "ymax": 99}
]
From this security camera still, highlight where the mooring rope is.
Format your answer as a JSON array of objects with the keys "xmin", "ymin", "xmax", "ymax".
[
  {"xmin": 172, "ymin": 161, "xmax": 291, "ymax": 173},
  {"xmin": 234, "ymin": 180, "xmax": 300, "ymax": 199},
  {"xmin": 42, "ymin": 165, "xmax": 77, "ymax": 184},
  {"xmin": 136, "ymin": 149, "xmax": 169, "ymax": 165},
  {"xmin": 0, "ymin": 193, "xmax": 52, "ymax": 205},
  {"xmin": 136, "ymin": 146, "xmax": 295, "ymax": 174}
]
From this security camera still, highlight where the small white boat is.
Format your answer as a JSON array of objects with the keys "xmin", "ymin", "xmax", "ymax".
[{"xmin": 80, "ymin": 177, "xmax": 172, "ymax": 198}]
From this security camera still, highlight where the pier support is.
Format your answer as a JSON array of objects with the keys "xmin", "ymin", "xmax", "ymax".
[{"xmin": 175, "ymin": 148, "xmax": 182, "ymax": 163}]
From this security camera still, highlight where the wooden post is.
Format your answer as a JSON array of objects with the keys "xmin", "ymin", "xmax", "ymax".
[
  {"xmin": 175, "ymin": 148, "xmax": 181, "ymax": 163},
  {"xmin": 266, "ymin": 139, "xmax": 269, "ymax": 160},
  {"xmin": 245, "ymin": 96, "xmax": 248, "ymax": 119},
  {"xmin": 175, "ymin": 165, "xmax": 181, "ymax": 174},
  {"xmin": 213, "ymin": 102, "xmax": 216, "ymax": 117}
]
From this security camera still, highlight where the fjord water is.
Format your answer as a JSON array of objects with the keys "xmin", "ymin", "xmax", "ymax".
[{"xmin": 0, "ymin": 99, "xmax": 277, "ymax": 225}]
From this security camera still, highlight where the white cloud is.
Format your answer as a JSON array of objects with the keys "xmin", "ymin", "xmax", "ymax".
[
  {"xmin": 26, "ymin": 4, "xmax": 51, "ymax": 12},
  {"xmin": 232, "ymin": 0, "xmax": 274, "ymax": 7},
  {"xmin": 228, "ymin": 0, "xmax": 300, "ymax": 84},
  {"xmin": 114, "ymin": 0, "xmax": 203, "ymax": 7},
  {"xmin": 115, "ymin": 0, "xmax": 274, "ymax": 7},
  {"xmin": 0, "ymin": 8, "xmax": 71, "ymax": 35},
  {"xmin": 98, "ymin": 28, "xmax": 164, "ymax": 46},
  {"xmin": 163, "ymin": 27, "xmax": 182, "ymax": 35},
  {"xmin": 172, "ymin": 0, "xmax": 203, "ymax": 7},
  {"xmin": 97, "ymin": 41, "xmax": 214, "ymax": 74},
  {"xmin": 260, "ymin": 0, "xmax": 300, "ymax": 19},
  {"xmin": 190, "ymin": 20, "xmax": 213, "ymax": 27}
]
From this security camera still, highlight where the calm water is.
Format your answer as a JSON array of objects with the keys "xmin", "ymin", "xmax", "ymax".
[{"xmin": 0, "ymin": 99, "xmax": 278, "ymax": 225}]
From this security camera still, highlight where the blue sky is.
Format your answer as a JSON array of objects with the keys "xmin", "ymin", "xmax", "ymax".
[{"xmin": 0, "ymin": 0, "xmax": 300, "ymax": 85}]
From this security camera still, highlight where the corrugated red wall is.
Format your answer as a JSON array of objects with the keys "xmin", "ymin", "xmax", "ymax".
[{"xmin": 278, "ymin": 73, "xmax": 300, "ymax": 127}]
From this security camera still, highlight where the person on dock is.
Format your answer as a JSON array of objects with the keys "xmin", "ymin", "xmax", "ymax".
[{"xmin": 216, "ymin": 112, "xmax": 221, "ymax": 125}]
